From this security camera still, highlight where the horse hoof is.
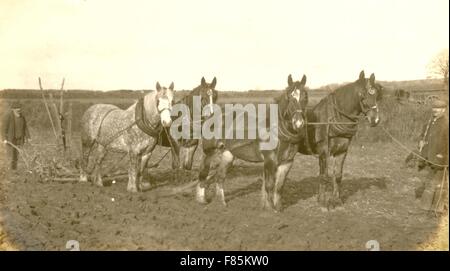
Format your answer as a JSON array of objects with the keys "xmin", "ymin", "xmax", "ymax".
[
  {"xmin": 196, "ymin": 185, "xmax": 209, "ymax": 204},
  {"xmin": 79, "ymin": 175, "xmax": 88, "ymax": 182},
  {"xmin": 317, "ymin": 195, "xmax": 327, "ymax": 207},
  {"xmin": 127, "ymin": 186, "xmax": 139, "ymax": 193},
  {"xmin": 139, "ymin": 182, "xmax": 153, "ymax": 192},
  {"xmin": 261, "ymin": 201, "xmax": 276, "ymax": 212},
  {"xmin": 196, "ymin": 197, "xmax": 208, "ymax": 204},
  {"xmin": 328, "ymin": 197, "xmax": 343, "ymax": 209},
  {"xmin": 273, "ymin": 202, "xmax": 283, "ymax": 213}
]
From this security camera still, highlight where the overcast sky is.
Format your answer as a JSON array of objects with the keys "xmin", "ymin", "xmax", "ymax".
[{"xmin": 0, "ymin": 0, "xmax": 448, "ymax": 91}]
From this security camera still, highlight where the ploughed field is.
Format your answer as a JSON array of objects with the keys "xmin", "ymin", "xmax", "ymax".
[{"xmin": 0, "ymin": 128, "xmax": 448, "ymax": 250}]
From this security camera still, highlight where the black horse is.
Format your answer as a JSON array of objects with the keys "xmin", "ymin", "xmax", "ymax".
[
  {"xmin": 196, "ymin": 75, "xmax": 308, "ymax": 212},
  {"xmin": 298, "ymin": 71, "xmax": 382, "ymax": 209},
  {"xmin": 158, "ymin": 77, "xmax": 219, "ymax": 171}
]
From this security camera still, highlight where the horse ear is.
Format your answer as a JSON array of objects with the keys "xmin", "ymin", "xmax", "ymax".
[
  {"xmin": 287, "ymin": 74, "xmax": 293, "ymax": 87},
  {"xmin": 156, "ymin": 82, "xmax": 161, "ymax": 92},
  {"xmin": 169, "ymin": 82, "xmax": 174, "ymax": 91},
  {"xmin": 211, "ymin": 77, "xmax": 217, "ymax": 89},
  {"xmin": 359, "ymin": 70, "xmax": 365, "ymax": 81},
  {"xmin": 201, "ymin": 77, "xmax": 206, "ymax": 87},
  {"xmin": 370, "ymin": 73, "xmax": 375, "ymax": 84},
  {"xmin": 300, "ymin": 74, "xmax": 307, "ymax": 86}
]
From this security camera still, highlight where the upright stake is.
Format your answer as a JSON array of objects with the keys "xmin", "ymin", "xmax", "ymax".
[
  {"xmin": 39, "ymin": 78, "xmax": 58, "ymax": 141},
  {"xmin": 59, "ymin": 78, "xmax": 67, "ymax": 151},
  {"xmin": 66, "ymin": 102, "xmax": 72, "ymax": 149}
]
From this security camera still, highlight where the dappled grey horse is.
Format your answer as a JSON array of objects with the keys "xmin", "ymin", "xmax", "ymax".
[{"xmin": 79, "ymin": 82, "xmax": 175, "ymax": 192}]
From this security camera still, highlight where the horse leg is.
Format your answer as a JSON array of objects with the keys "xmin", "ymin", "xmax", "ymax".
[
  {"xmin": 317, "ymin": 144, "xmax": 329, "ymax": 207},
  {"xmin": 331, "ymin": 151, "xmax": 348, "ymax": 207},
  {"xmin": 196, "ymin": 151, "xmax": 214, "ymax": 204},
  {"xmin": 273, "ymin": 160, "xmax": 293, "ymax": 212},
  {"xmin": 93, "ymin": 145, "xmax": 107, "ymax": 187},
  {"xmin": 262, "ymin": 153, "xmax": 277, "ymax": 211},
  {"xmin": 181, "ymin": 144, "xmax": 198, "ymax": 170},
  {"xmin": 127, "ymin": 152, "xmax": 140, "ymax": 193},
  {"xmin": 139, "ymin": 152, "xmax": 152, "ymax": 191},
  {"xmin": 326, "ymin": 154, "xmax": 338, "ymax": 208},
  {"xmin": 214, "ymin": 150, "xmax": 234, "ymax": 207},
  {"xmin": 170, "ymin": 141, "xmax": 181, "ymax": 169},
  {"xmin": 80, "ymin": 137, "xmax": 95, "ymax": 182}
]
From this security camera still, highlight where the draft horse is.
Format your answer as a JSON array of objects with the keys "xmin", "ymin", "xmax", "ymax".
[
  {"xmin": 298, "ymin": 71, "xmax": 383, "ymax": 209},
  {"xmin": 79, "ymin": 82, "xmax": 175, "ymax": 192},
  {"xmin": 158, "ymin": 77, "xmax": 219, "ymax": 170},
  {"xmin": 196, "ymin": 75, "xmax": 308, "ymax": 212}
]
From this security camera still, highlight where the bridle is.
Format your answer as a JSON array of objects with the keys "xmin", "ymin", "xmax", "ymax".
[
  {"xmin": 278, "ymin": 91, "xmax": 306, "ymax": 143},
  {"xmin": 358, "ymin": 83, "xmax": 378, "ymax": 116},
  {"xmin": 156, "ymin": 94, "xmax": 172, "ymax": 115}
]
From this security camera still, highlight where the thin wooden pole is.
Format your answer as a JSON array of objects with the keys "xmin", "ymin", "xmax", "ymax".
[
  {"xmin": 66, "ymin": 102, "xmax": 72, "ymax": 149},
  {"xmin": 307, "ymin": 122, "xmax": 357, "ymax": 125},
  {"xmin": 59, "ymin": 78, "xmax": 65, "ymax": 114},
  {"xmin": 59, "ymin": 78, "xmax": 67, "ymax": 151},
  {"xmin": 48, "ymin": 92, "xmax": 62, "ymax": 139},
  {"xmin": 38, "ymin": 78, "xmax": 58, "ymax": 141}
]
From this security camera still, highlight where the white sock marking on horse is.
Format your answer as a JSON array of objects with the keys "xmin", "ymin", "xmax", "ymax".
[
  {"xmin": 216, "ymin": 183, "xmax": 226, "ymax": 205},
  {"xmin": 273, "ymin": 163, "xmax": 292, "ymax": 207},
  {"xmin": 80, "ymin": 174, "xmax": 88, "ymax": 182},
  {"xmin": 196, "ymin": 185, "xmax": 206, "ymax": 203}
]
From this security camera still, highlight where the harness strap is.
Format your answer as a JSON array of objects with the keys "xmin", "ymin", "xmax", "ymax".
[
  {"xmin": 328, "ymin": 94, "xmax": 358, "ymax": 137},
  {"xmin": 277, "ymin": 108, "xmax": 303, "ymax": 144},
  {"xmin": 135, "ymin": 97, "xmax": 162, "ymax": 137},
  {"xmin": 96, "ymin": 107, "xmax": 121, "ymax": 140}
]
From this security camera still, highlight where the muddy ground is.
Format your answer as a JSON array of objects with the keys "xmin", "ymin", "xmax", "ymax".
[{"xmin": 0, "ymin": 131, "xmax": 448, "ymax": 250}]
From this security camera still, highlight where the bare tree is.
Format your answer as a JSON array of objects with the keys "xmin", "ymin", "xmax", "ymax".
[{"xmin": 428, "ymin": 49, "xmax": 449, "ymax": 90}]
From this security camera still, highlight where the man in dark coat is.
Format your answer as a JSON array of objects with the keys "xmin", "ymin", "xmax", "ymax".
[
  {"xmin": 415, "ymin": 99, "xmax": 448, "ymax": 214},
  {"xmin": 2, "ymin": 101, "xmax": 31, "ymax": 170}
]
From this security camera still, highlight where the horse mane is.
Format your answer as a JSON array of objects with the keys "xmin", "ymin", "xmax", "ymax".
[
  {"xmin": 273, "ymin": 85, "xmax": 292, "ymax": 105},
  {"xmin": 191, "ymin": 84, "xmax": 203, "ymax": 95}
]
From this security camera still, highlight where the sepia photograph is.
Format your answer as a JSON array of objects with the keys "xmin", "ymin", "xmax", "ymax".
[{"xmin": 0, "ymin": 0, "xmax": 448, "ymax": 253}]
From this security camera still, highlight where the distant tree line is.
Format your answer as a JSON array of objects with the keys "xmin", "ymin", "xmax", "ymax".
[{"xmin": 0, "ymin": 78, "xmax": 445, "ymax": 100}]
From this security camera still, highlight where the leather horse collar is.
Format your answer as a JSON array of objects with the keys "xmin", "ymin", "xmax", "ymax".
[{"xmin": 135, "ymin": 97, "xmax": 162, "ymax": 138}]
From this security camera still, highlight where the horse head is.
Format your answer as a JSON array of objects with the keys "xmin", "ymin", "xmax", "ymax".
[
  {"xmin": 194, "ymin": 77, "xmax": 218, "ymax": 117},
  {"xmin": 155, "ymin": 82, "xmax": 175, "ymax": 127},
  {"xmin": 356, "ymin": 71, "xmax": 381, "ymax": 127},
  {"xmin": 279, "ymin": 74, "xmax": 308, "ymax": 132}
]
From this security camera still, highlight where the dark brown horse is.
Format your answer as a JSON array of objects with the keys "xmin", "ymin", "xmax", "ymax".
[
  {"xmin": 158, "ymin": 77, "xmax": 219, "ymax": 170},
  {"xmin": 196, "ymin": 75, "xmax": 308, "ymax": 212},
  {"xmin": 298, "ymin": 71, "xmax": 382, "ymax": 209}
]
